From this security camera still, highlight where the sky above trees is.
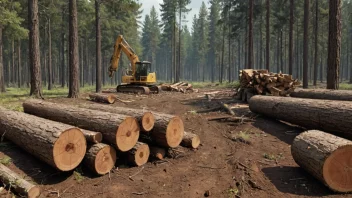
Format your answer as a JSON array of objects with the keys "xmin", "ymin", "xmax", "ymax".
[{"xmin": 140, "ymin": 0, "xmax": 201, "ymax": 29}]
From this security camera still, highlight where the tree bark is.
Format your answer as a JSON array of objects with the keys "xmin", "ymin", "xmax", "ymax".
[
  {"xmin": 313, "ymin": 0, "xmax": 319, "ymax": 86},
  {"xmin": 290, "ymin": 89, "xmax": 352, "ymax": 101},
  {"xmin": 17, "ymin": 40, "xmax": 21, "ymax": 88},
  {"xmin": 28, "ymin": 0, "xmax": 43, "ymax": 98},
  {"xmin": 126, "ymin": 142, "xmax": 150, "ymax": 166},
  {"xmin": 84, "ymin": 143, "xmax": 116, "ymax": 175},
  {"xmin": 81, "ymin": 129, "xmax": 102, "ymax": 143},
  {"xmin": 181, "ymin": 131, "xmax": 200, "ymax": 149},
  {"xmin": 265, "ymin": 0, "xmax": 270, "ymax": 71},
  {"xmin": 95, "ymin": 0, "xmax": 102, "ymax": 93},
  {"xmin": 68, "ymin": 0, "xmax": 79, "ymax": 98},
  {"xmin": 48, "ymin": 18, "xmax": 52, "ymax": 90},
  {"xmin": 327, "ymin": 0, "xmax": 342, "ymax": 89},
  {"xmin": 12, "ymin": 39, "xmax": 15, "ymax": 84},
  {"xmin": 248, "ymin": 0, "xmax": 253, "ymax": 69},
  {"xmin": 249, "ymin": 95, "xmax": 352, "ymax": 139},
  {"xmin": 23, "ymin": 99, "xmax": 140, "ymax": 152},
  {"xmin": 61, "ymin": 7, "xmax": 65, "ymax": 88},
  {"xmin": 289, "ymin": 0, "xmax": 294, "ymax": 75},
  {"xmin": 0, "ymin": 107, "xmax": 86, "ymax": 171},
  {"xmin": 0, "ymin": 163, "xmax": 40, "ymax": 198},
  {"xmin": 89, "ymin": 93, "xmax": 116, "ymax": 104},
  {"xmin": 303, "ymin": 0, "xmax": 309, "ymax": 88},
  {"xmin": 291, "ymin": 130, "xmax": 352, "ymax": 193},
  {"xmin": 0, "ymin": 27, "xmax": 5, "ymax": 92}
]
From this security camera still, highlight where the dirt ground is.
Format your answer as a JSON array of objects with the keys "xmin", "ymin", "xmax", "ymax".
[{"xmin": 0, "ymin": 87, "xmax": 351, "ymax": 198}]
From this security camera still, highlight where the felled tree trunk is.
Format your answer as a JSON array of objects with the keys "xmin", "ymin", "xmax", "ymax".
[
  {"xmin": 291, "ymin": 89, "xmax": 352, "ymax": 101},
  {"xmin": 181, "ymin": 131, "xmax": 201, "ymax": 149},
  {"xmin": 23, "ymin": 99, "xmax": 139, "ymax": 152},
  {"xmin": 84, "ymin": 143, "xmax": 116, "ymax": 175},
  {"xmin": 149, "ymin": 146, "xmax": 166, "ymax": 160},
  {"xmin": 81, "ymin": 129, "xmax": 102, "ymax": 143},
  {"xmin": 0, "ymin": 107, "xmax": 86, "ymax": 171},
  {"xmin": 89, "ymin": 93, "xmax": 116, "ymax": 104},
  {"xmin": 291, "ymin": 130, "xmax": 352, "ymax": 193},
  {"xmin": 127, "ymin": 142, "xmax": 150, "ymax": 166},
  {"xmin": 151, "ymin": 114, "xmax": 184, "ymax": 148},
  {"xmin": 248, "ymin": 95, "xmax": 352, "ymax": 139},
  {"xmin": 0, "ymin": 164, "xmax": 40, "ymax": 198}
]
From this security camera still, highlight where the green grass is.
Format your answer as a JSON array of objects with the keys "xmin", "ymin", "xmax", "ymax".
[
  {"xmin": 237, "ymin": 131, "xmax": 251, "ymax": 141},
  {"xmin": 0, "ymin": 156, "xmax": 12, "ymax": 165},
  {"xmin": 338, "ymin": 83, "xmax": 352, "ymax": 90}
]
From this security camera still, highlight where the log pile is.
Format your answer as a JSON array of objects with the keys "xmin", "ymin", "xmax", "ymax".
[
  {"xmin": 238, "ymin": 69, "xmax": 300, "ymax": 101},
  {"xmin": 160, "ymin": 82, "xmax": 198, "ymax": 93}
]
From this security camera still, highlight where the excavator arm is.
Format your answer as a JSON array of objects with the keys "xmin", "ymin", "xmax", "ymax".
[{"xmin": 108, "ymin": 35, "xmax": 140, "ymax": 77}]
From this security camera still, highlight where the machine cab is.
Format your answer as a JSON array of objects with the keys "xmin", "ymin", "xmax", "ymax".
[{"xmin": 135, "ymin": 61, "xmax": 152, "ymax": 80}]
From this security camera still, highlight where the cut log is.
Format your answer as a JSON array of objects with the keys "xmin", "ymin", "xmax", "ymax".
[
  {"xmin": 291, "ymin": 130, "xmax": 352, "ymax": 193},
  {"xmin": 23, "ymin": 99, "xmax": 139, "ymax": 152},
  {"xmin": 81, "ymin": 129, "xmax": 103, "ymax": 143},
  {"xmin": 0, "ymin": 164, "xmax": 40, "ymax": 198},
  {"xmin": 248, "ymin": 96, "xmax": 352, "ymax": 139},
  {"xmin": 127, "ymin": 142, "xmax": 150, "ymax": 166},
  {"xmin": 0, "ymin": 107, "xmax": 86, "ymax": 171},
  {"xmin": 149, "ymin": 146, "xmax": 166, "ymax": 160},
  {"xmin": 84, "ymin": 143, "xmax": 116, "ymax": 175},
  {"xmin": 291, "ymin": 89, "xmax": 352, "ymax": 101},
  {"xmin": 151, "ymin": 114, "xmax": 184, "ymax": 148},
  {"xmin": 79, "ymin": 103, "xmax": 155, "ymax": 132},
  {"xmin": 89, "ymin": 93, "xmax": 116, "ymax": 104},
  {"xmin": 181, "ymin": 131, "xmax": 200, "ymax": 149}
]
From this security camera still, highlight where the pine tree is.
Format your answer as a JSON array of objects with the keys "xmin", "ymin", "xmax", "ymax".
[
  {"xmin": 68, "ymin": 0, "xmax": 79, "ymax": 98},
  {"xmin": 208, "ymin": 0, "xmax": 221, "ymax": 83}
]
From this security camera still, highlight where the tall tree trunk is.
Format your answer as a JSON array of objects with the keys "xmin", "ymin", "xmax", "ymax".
[
  {"xmin": 95, "ymin": 0, "xmax": 102, "ymax": 93},
  {"xmin": 265, "ymin": 0, "xmax": 270, "ymax": 71},
  {"xmin": 280, "ymin": 29, "xmax": 283, "ymax": 72},
  {"xmin": 12, "ymin": 40, "xmax": 15, "ymax": 84},
  {"xmin": 313, "ymin": 0, "xmax": 319, "ymax": 86},
  {"xmin": 327, "ymin": 0, "xmax": 342, "ymax": 89},
  {"xmin": 0, "ymin": 27, "xmax": 5, "ymax": 92},
  {"xmin": 259, "ymin": 9, "xmax": 263, "ymax": 69},
  {"xmin": 303, "ymin": 0, "xmax": 309, "ymax": 89},
  {"xmin": 248, "ymin": 0, "xmax": 253, "ymax": 69},
  {"xmin": 48, "ymin": 18, "xmax": 52, "ymax": 90},
  {"xmin": 17, "ymin": 40, "xmax": 21, "ymax": 88},
  {"xmin": 228, "ymin": 2, "xmax": 231, "ymax": 82},
  {"xmin": 177, "ymin": 1, "xmax": 181, "ymax": 83},
  {"xmin": 61, "ymin": 7, "xmax": 65, "ymax": 88},
  {"xmin": 220, "ymin": 25, "xmax": 225, "ymax": 84},
  {"xmin": 28, "ymin": 0, "xmax": 43, "ymax": 98},
  {"xmin": 81, "ymin": 38, "xmax": 84, "ymax": 87},
  {"xmin": 289, "ymin": 0, "xmax": 294, "ymax": 75},
  {"xmin": 68, "ymin": 0, "xmax": 79, "ymax": 98},
  {"xmin": 276, "ymin": 32, "xmax": 280, "ymax": 72},
  {"xmin": 350, "ymin": 27, "xmax": 352, "ymax": 84}
]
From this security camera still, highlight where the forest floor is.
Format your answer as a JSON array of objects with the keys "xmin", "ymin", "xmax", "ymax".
[{"xmin": 0, "ymin": 83, "xmax": 351, "ymax": 198}]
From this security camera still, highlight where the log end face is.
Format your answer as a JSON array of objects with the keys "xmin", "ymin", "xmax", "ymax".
[
  {"xmin": 53, "ymin": 128, "xmax": 87, "ymax": 171},
  {"xmin": 166, "ymin": 116, "xmax": 184, "ymax": 148},
  {"xmin": 135, "ymin": 144, "xmax": 150, "ymax": 166},
  {"xmin": 323, "ymin": 145, "xmax": 352, "ymax": 193},
  {"xmin": 93, "ymin": 132, "xmax": 103, "ymax": 143},
  {"xmin": 28, "ymin": 186, "xmax": 41, "ymax": 198},
  {"xmin": 116, "ymin": 117, "xmax": 140, "ymax": 151},
  {"xmin": 107, "ymin": 95, "xmax": 116, "ymax": 104},
  {"xmin": 142, "ymin": 112, "xmax": 155, "ymax": 132},
  {"xmin": 95, "ymin": 145, "xmax": 117, "ymax": 175},
  {"xmin": 191, "ymin": 135, "xmax": 201, "ymax": 149}
]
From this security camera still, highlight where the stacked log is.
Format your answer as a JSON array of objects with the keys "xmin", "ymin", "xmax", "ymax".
[
  {"xmin": 181, "ymin": 131, "xmax": 200, "ymax": 149},
  {"xmin": 238, "ymin": 69, "xmax": 300, "ymax": 101},
  {"xmin": 0, "ymin": 107, "xmax": 87, "ymax": 171},
  {"xmin": 84, "ymin": 143, "xmax": 116, "ymax": 175},
  {"xmin": 291, "ymin": 130, "xmax": 352, "ymax": 193},
  {"xmin": 81, "ymin": 129, "xmax": 103, "ymax": 143},
  {"xmin": 149, "ymin": 146, "xmax": 166, "ymax": 160},
  {"xmin": 126, "ymin": 142, "xmax": 150, "ymax": 166},
  {"xmin": 23, "ymin": 99, "xmax": 140, "ymax": 152},
  {"xmin": 0, "ymin": 164, "xmax": 40, "ymax": 198},
  {"xmin": 89, "ymin": 93, "xmax": 116, "ymax": 104},
  {"xmin": 160, "ymin": 82, "xmax": 197, "ymax": 93},
  {"xmin": 248, "ymin": 95, "xmax": 352, "ymax": 139},
  {"xmin": 290, "ymin": 89, "xmax": 352, "ymax": 101}
]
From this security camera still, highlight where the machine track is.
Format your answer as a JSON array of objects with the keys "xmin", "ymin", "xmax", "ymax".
[{"xmin": 117, "ymin": 85, "xmax": 151, "ymax": 95}]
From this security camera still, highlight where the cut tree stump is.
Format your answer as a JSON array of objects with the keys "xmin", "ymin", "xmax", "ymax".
[
  {"xmin": 149, "ymin": 146, "xmax": 166, "ymax": 160},
  {"xmin": 0, "ymin": 107, "xmax": 86, "ymax": 171},
  {"xmin": 0, "ymin": 164, "xmax": 40, "ymax": 198},
  {"xmin": 127, "ymin": 142, "xmax": 150, "ymax": 166},
  {"xmin": 181, "ymin": 131, "xmax": 201, "ymax": 149},
  {"xmin": 248, "ymin": 96, "xmax": 352, "ymax": 139},
  {"xmin": 84, "ymin": 143, "xmax": 116, "ymax": 175},
  {"xmin": 89, "ymin": 93, "xmax": 116, "ymax": 104},
  {"xmin": 291, "ymin": 89, "xmax": 352, "ymax": 101},
  {"xmin": 79, "ymin": 103, "xmax": 155, "ymax": 132},
  {"xmin": 81, "ymin": 129, "xmax": 102, "ymax": 143},
  {"xmin": 23, "ymin": 99, "xmax": 139, "ymax": 152},
  {"xmin": 151, "ymin": 113, "xmax": 184, "ymax": 148},
  {"xmin": 291, "ymin": 130, "xmax": 352, "ymax": 193}
]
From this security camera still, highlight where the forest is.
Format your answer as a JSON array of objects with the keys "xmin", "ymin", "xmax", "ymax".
[{"xmin": 0, "ymin": 0, "xmax": 351, "ymax": 97}]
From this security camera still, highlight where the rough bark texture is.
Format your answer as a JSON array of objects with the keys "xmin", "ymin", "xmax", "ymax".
[
  {"xmin": 303, "ymin": 0, "xmax": 309, "ymax": 88},
  {"xmin": 327, "ymin": 0, "xmax": 342, "ymax": 89},
  {"xmin": 181, "ymin": 131, "xmax": 201, "ymax": 149},
  {"xmin": 248, "ymin": 0, "xmax": 254, "ymax": 69},
  {"xmin": 266, "ymin": 0, "xmax": 270, "ymax": 71},
  {"xmin": 291, "ymin": 130, "xmax": 352, "ymax": 192},
  {"xmin": 48, "ymin": 18, "xmax": 52, "ymax": 90},
  {"xmin": 291, "ymin": 89, "xmax": 352, "ymax": 101},
  {"xmin": 0, "ymin": 107, "xmax": 86, "ymax": 171},
  {"xmin": 28, "ymin": 0, "xmax": 43, "ymax": 98},
  {"xmin": 23, "ymin": 99, "xmax": 139, "ymax": 152},
  {"xmin": 79, "ymin": 103, "xmax": 155, "ymax": 132},
  {"xmin": 0, "ymin": 164, "xmax": 40, "ymax": 198},
  {"xmin": 89, "ymin": 93, "xmax": 116, "ymax": 104},
  {"xmin": 95, "ymin": 0, "xmax": 102, "ymax": 93},
  {"xmin": 249, "ymin": 95, "xmax": 352, "ymax": 139},
  {"xmin": 61, "ymin": 7, "xmax": 65, "ymax": 88},
  {"xmin": 127, "ymin": 142, "xmax": 150, "ymax": 166},
  {"xmin": 151, "ymin": 114, "xmax": 184, "ymax": 148},
  {"xmin": 313, "ymin": 0, "xmax": 319, "ymax": 86},
  {"xmin": 68, "ymin": 0, "xmax": 79, "ymax": 98},
  {"xmin": 0, "ymin": 27, "xmax": 5, "ymax": 92},
  {"xmin": 84, "ymin": 143, "xmax": 116, "ymax": 175},
  {"xmin": 81, "ymin": 129, "xmax": 102, "ymax": 143},
  {"xmin": 289, "ymin": 0, "xmax": 294, "ymax": 75}
]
